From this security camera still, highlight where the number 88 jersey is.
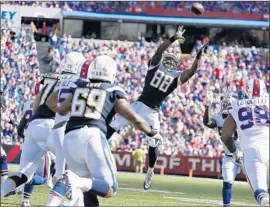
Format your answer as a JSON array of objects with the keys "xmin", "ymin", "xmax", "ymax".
[
  {"xmin": 65, "ymin": 82, "xmax": 127, "ymax": 135},
  {"xmin": 137, "ymin": 63, "xmax": 182, "ymax": 111},
  {"xmin": 229, "ymin": 97, "xmax": 269, "ymax": 150}
]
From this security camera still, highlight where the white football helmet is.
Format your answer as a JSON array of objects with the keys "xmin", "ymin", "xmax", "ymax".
[
  {"xmin": 244, "ymin": 79, "xmax": 268, "ymax": 99},
  {"xmin": 162, "ymin": 53, "xmax": 180, "ymax": 71},
  {"xmin": 62, "ymin": 52, "xmax": 85, "ymax": 74},
  {"xmin": 87, "ymin": 55, "xmax": 117, "ymax": 83}
]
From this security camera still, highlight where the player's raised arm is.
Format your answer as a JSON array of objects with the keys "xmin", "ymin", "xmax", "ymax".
[
  {"xmin": 149, "ymin": 26, "xmax": 185, "ymax": 69},
  {"xmin": 180, "ymin": 41, "xmax": 209, "ymax": 84},
  {"xmin": 115, "ymin": 99, "xmax": 157, "ymax": 137},
  {"xmin": 203, "ymin": 91, "xmax": 217, "ymax": 128}
]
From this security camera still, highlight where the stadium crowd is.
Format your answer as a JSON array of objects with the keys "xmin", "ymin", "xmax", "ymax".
[
  {"xmin": 3, "ymin": 1, "xmax": 269, "ymax": 14},
  {"xmin": 1, "ymin": 23, "xmax": 269, "ymax": 157}
]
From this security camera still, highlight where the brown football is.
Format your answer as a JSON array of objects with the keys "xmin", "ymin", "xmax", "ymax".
[{"xmin": 191, "ymin": 3, "xmax": 204, "ymax": 15}]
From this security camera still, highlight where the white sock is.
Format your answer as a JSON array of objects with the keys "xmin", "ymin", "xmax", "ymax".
[{"xmin": 1, "ymin": 178, "xmax": 16, "ymax": 198}]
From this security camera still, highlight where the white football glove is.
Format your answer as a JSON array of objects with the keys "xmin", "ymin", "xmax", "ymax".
[
  {"xmin": 175, "ymin": 26, "xmax": 186, "ymax": 43},
  {"xmin": 233, "ymin": 149, "xmax": 243, "ymax": 165},
  {"xmin": 205, "ymin": 90, "xmax": 213, "ymax": 107}
]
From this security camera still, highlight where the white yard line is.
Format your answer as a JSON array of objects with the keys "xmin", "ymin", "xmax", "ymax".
[
  {"xmin": 120, "ymin": 187, "xmax": 185, "ymax": 195},
  {"xmin": 164, "ymin": 196, "xmax": 254, "ymax": 206}
]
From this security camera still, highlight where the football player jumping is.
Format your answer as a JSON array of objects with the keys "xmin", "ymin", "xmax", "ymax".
[{"xmin": 108, "ymin": 26, "xmax": 208, "ymax": 190}]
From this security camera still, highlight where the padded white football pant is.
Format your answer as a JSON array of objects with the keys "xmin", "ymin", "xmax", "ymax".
[
  {"xmin": 110, "ymin": 101, "xmax": 160, "ymax": 147},
  {"xmin": 35, "ymin": 152, "xmax": 52, "ymax": 179},
  {"xmin": 63, "ymin": 126, "xmax": 117, "ymax": 190},
  {"xmin": 47, "ymin": 124, "xmax": 66, "ymax": 179},
  {"xmin": 19, "ymin": 119, "xmax": 54, "ymax": 180},
  {"xmin": 243, "ymin": 145, "xmax": 269, "ymax": 192},
  {"xmin": 222, "ymin": 155, "xmax": 240, "ymax": 184}
]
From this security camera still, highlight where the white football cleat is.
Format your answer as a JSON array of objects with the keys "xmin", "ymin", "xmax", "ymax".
[
  {"xmin": 143, "ymin": 169, "xmax": 154, "ymax": 190},
  {"xmin": 21, "ymin": 200, "xmax": 31, "ymax": 207},
  {"xmin": 63, "ymin": 170, "xmax": 79, "ymax": 201},
  {"xmin": 260, "ymin": 196, "xmax": 269, "ymax": 207}
]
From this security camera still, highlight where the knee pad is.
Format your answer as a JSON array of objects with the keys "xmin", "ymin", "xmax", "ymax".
[
  {"xmin": 9, "ymin": 174, "xmax": 28, "ymax": 188},
  {"xmin": 223, "ymin": 182, "xmax": 232, "ymax": 190}
]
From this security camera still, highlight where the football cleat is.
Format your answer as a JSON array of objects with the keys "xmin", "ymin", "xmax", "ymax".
[
  {"xmin": 21, "ymin": 201, "xmax": 31, "ymax": 207},
  {"xmin": 143, "ymin": 169, "xmax": 154, "ymax": 190}
]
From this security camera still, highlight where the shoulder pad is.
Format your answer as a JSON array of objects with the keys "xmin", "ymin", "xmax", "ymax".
[
  {"xmin": 75, "ymin": 78, "xmax": 90, "ymax": 87},
  {"xmin": 106, "ymin": 85, "xmax": 127, "ymax": 96}
]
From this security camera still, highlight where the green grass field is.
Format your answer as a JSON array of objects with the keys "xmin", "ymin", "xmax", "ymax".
[{"xmin": 1, "ymin": 165, "xmax": 257, "ymax": 206}]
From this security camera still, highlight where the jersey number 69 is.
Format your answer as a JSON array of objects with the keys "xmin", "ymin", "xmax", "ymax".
[{"xmin": 71, "ymin": 88, "xmax": 106, "ymax": 120}]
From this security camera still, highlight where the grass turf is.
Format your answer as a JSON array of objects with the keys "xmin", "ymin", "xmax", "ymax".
[{"xmin": 1, "ymin": 164, "xmax": 257, "ymax": 206}]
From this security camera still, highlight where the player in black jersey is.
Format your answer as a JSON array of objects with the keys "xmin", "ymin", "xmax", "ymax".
[
  {"xmin": 109, "ymin": 26, "xmax": 209, "ymax": 190},
  {"xmin": 57, "ymin": 55, "xmax": 158, "ymax": 204},
  {"xmin": 0, "ymin": 52, "xmax": 85, "ymax": 199}
]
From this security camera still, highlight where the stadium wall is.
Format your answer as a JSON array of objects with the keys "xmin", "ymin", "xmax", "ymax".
[{"xmin": 2, "ymin": 144, "xmax": 246, "ymax": 180}]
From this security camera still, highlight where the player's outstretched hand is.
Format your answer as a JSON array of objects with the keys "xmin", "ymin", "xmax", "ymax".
[
  {"xmin": 205, "ymin": 90, "xmax": 213, "ymax": 107},
  {"xmin": 174, "ymin": 26, "xmax": 186, "ymax": 44},
  {"xmin": 233, "ymin": 149, "xmax": 243, "ymax": 165},
  {"xmin": 196, "ymin": 41, "xmax": 209, "ymax": 59}
]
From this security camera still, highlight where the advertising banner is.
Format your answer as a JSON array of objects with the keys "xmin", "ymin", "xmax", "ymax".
[
  {"xmin": 1, "ymin": 5, "xmax": 21, "ymax": 28},
  {"xmin": 2, "ymin": 144, "xmax": 246, "ymax": 180}
]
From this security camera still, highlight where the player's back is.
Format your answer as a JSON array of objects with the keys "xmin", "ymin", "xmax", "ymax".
[
  {"xmin": 54, "ymin": 74, "xmax": 78, "ymax": 127},
  {"xmin": 32, "ymin": 73, "xmax": 73, "ymax": 120},
  {"xmin": 137, "ymin": 64, "xmax": 181, "ymax": 110},
  {"xmin": 230, "ymin": 96, "xmax": 269, "ymax": 149},
  {"xmin": 66, "ymin": 81, "xmax": 126, "ymax": 135}
]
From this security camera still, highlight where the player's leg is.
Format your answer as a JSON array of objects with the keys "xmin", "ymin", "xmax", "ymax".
[
  {"xmin": 0, "ymin": 147, "xmax": 8, "ymax": 184},
  {"xmin": 21, "ymin": 174, "xmax": 48, "ymax": 207},
  {"xmin": 1, "ymin": 126, "xmax": 40, "ymax": 198},
  {"xmin": 21, "ymin": 152, "xmax": 52, "ymax": 206},
  {"xmin": 244, "ymin": 147, "xmax": 269, "ymax": 206},
  {"xmin": 221, "ymin": 156, "xmax": 235, "ymax": 207},
  {"xmin": 47, "ymin": 127, "xmax": 68, "ymax": 206},
  {"xmin": 61, "ymin": 129, "xmax": 90, "ymax": 205},
  {"xmin": 64, "ymin": 127, "xmax": 117, "ymax": 199},
  {"xmin": 83, "ymin": 191, "xmax": 99, "ymax": 207},
  {"xmin": 138, "ymin": 103, "xmax": 160, "ymax": 190},
  {"xmin": 1, "ymin": 119, "xmax": 53, "ymax": 198}
]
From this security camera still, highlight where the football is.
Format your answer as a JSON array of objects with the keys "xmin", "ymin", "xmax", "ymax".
[{"xmin": 191, "ymin": 3, "xmax": 204, "ymax": 15}]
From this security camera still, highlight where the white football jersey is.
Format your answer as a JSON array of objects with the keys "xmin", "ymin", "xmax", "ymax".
[
  {"xmin": 212, "ymin": 113, "xmax": 241, "ymax": 155},
  {"xmin": 54, "ymin": 75, "xmax": 78, "ymax": 126},
  {"xmin": 23, "ymin": 99, "xmax": 35, "ymax": 119},
  {"xmin": 229, "ymin": 97, "xmax": 269, "ymax": 150}
]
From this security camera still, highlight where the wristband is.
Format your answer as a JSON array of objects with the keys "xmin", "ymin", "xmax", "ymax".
[{"xmin": 169, "ymin": 35, "xmax": 176, "ymax": 43}]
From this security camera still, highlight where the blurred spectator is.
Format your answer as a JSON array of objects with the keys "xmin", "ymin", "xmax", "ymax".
[
  {"xmin": 1, "ymin": 16, "xmax": 269, "ymax": 158},
  {"xmin": 132, "ymin": 145, "xmax": 146, "ymax": 173},
  {"xmin": 3, "ymin": 1, "xmax": 269, "ymax": 14}
]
